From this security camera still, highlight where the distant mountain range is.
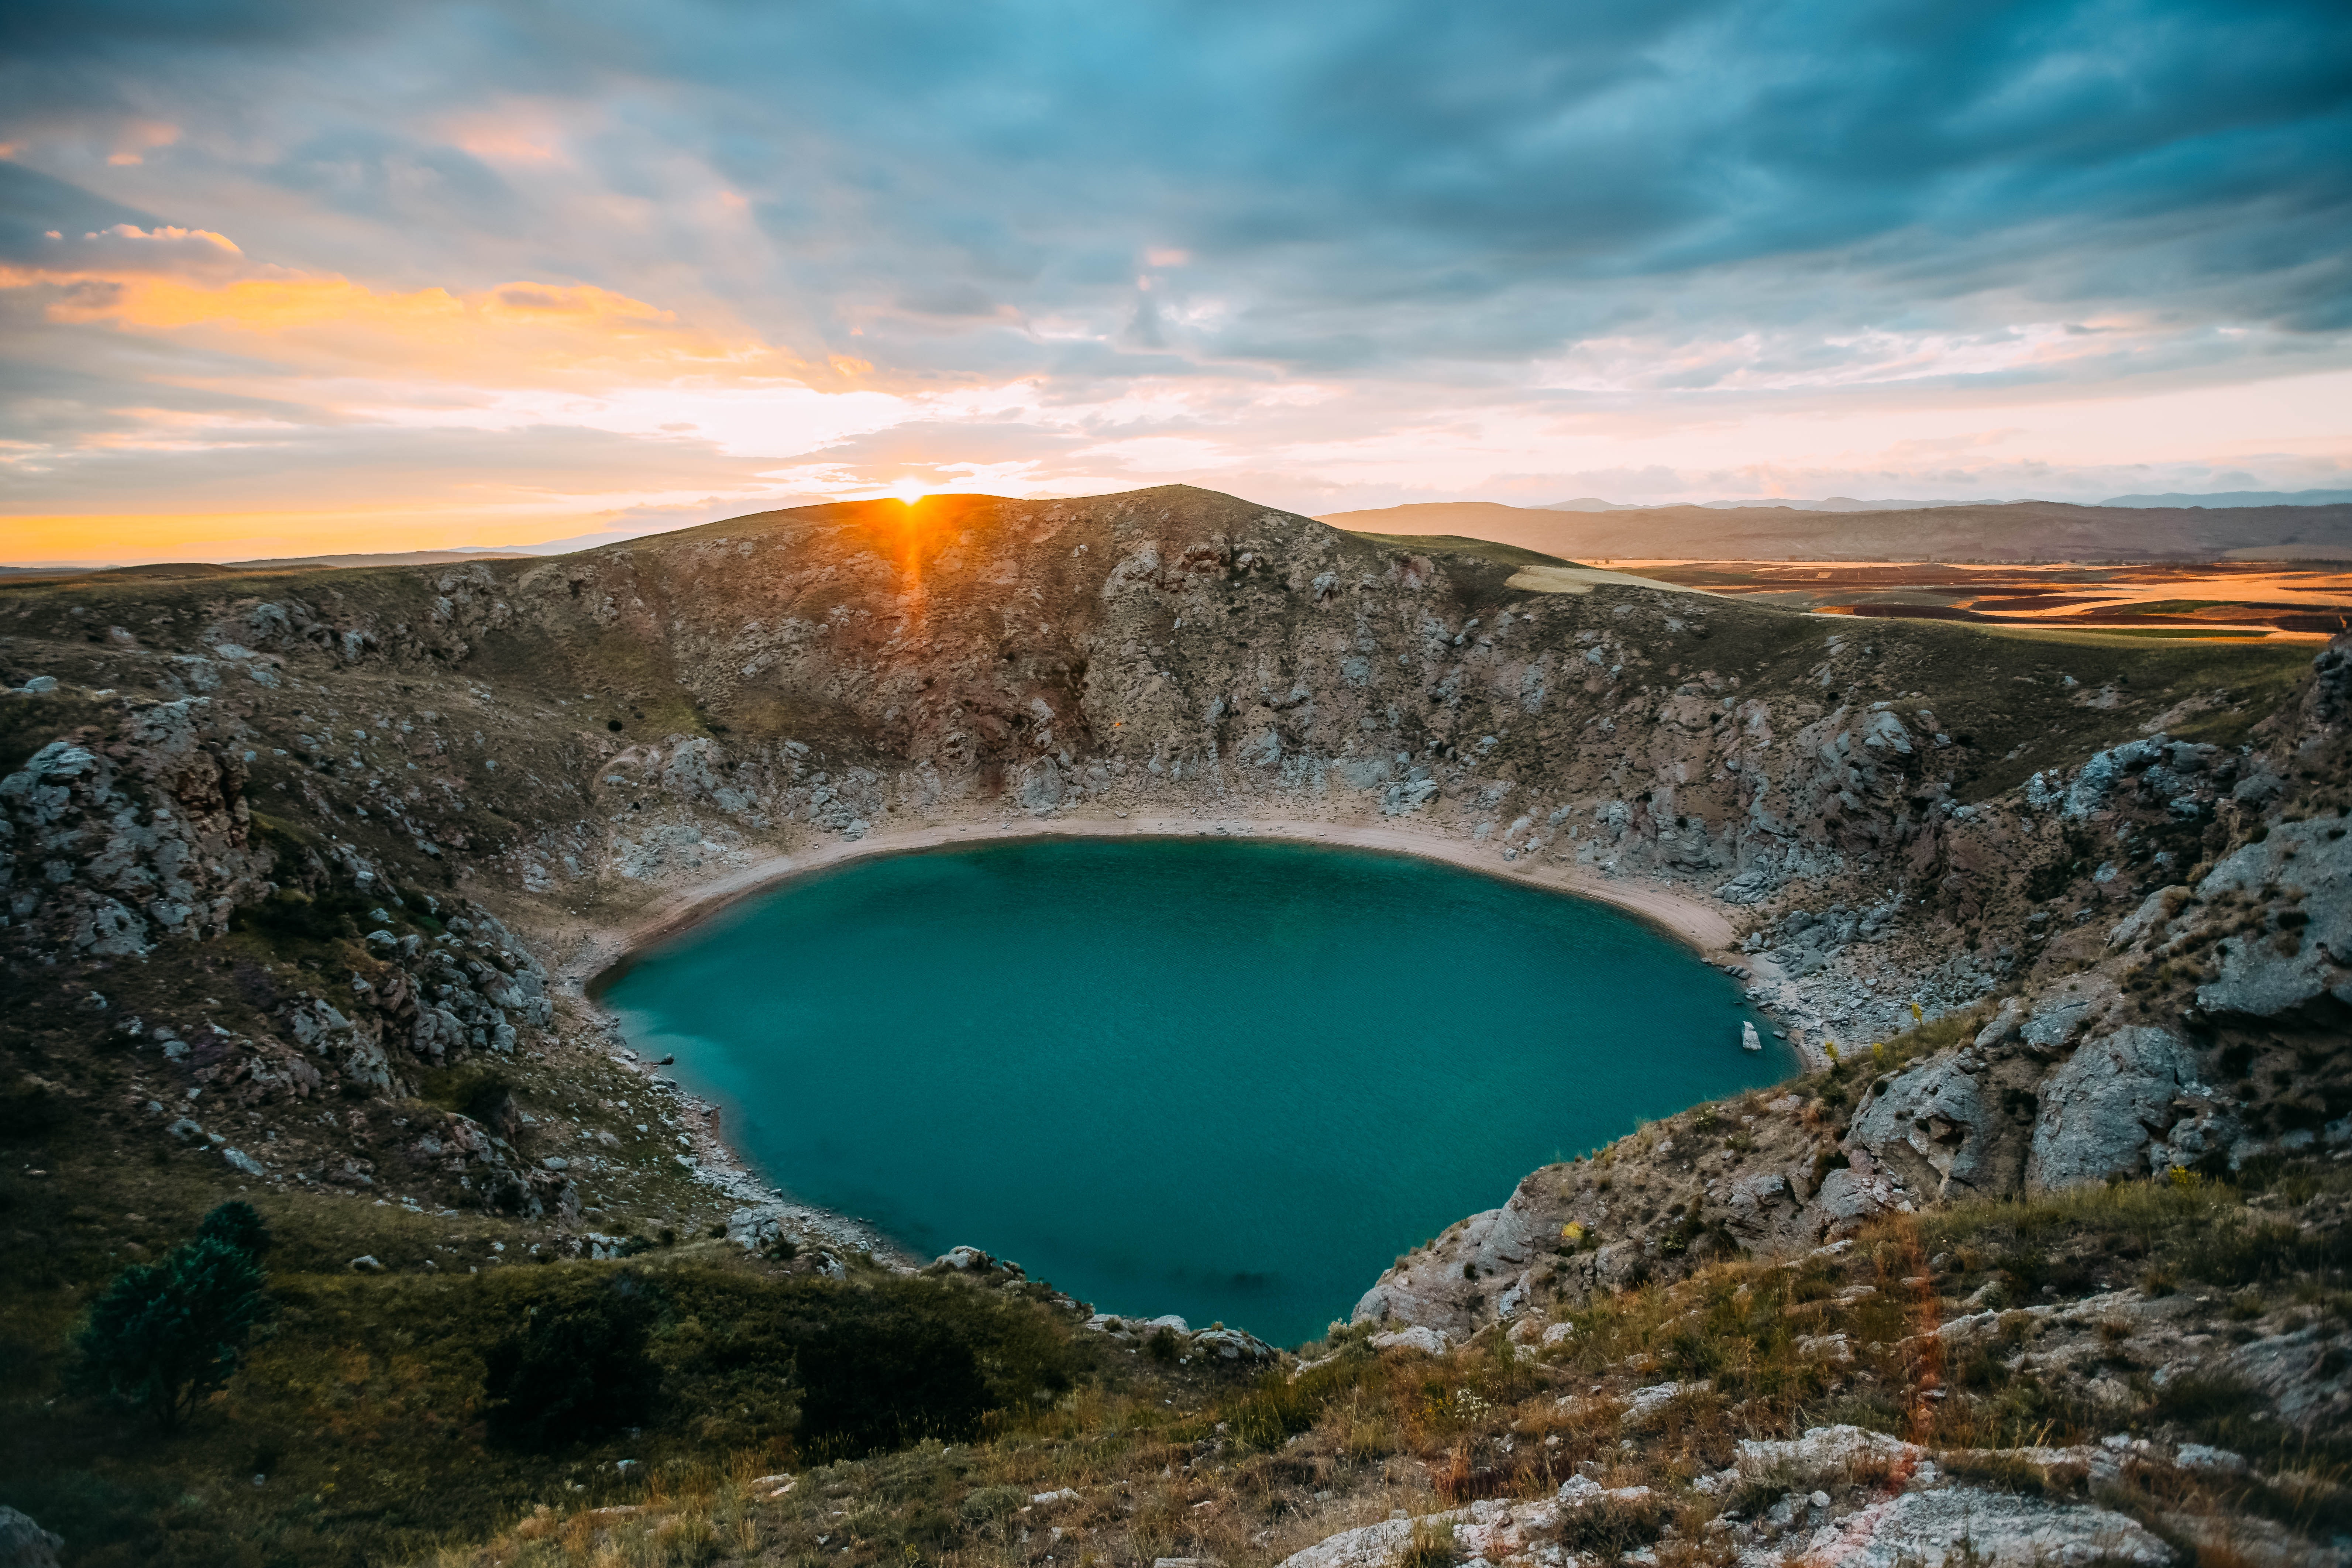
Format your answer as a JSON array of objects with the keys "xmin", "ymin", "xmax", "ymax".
[
  {"xmin": 1547, "ymin": 495, "xmax": 1985, "ymax": 512},
  {"xmin": 1547, "ymin": 490, "xmax": 2352, "ymax": 511},
  {"xmin": 1318, "ymin": 498, "xmax": 2352, "ymax": 562},
  {"xmin": 2096, "ymin": 489, "xmax": 2352, "ymax": 508},
  {"xmin": 0, "ymin": 550, "xmax": 532, "ymax": 583}
]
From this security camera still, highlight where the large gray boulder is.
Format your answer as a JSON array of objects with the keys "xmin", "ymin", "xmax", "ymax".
[
  {"xmin": 1351, "ymin": 1188, "xmax": 1543, "ymax": 1337},
  {"xmin": 1723, "ymin": 1170, "xmax": 1808, "ymax": 1248},
  {"xmin": 2027, "ymin": 1026, "xmax": 2205, "ymax": 1191},
  {"xmin": 0, "ymin": 1507, "xmax": 62, "ymax": 1568},
  {"xmin": 1800, "ymin": 1486, "xmax": 2172, "ymax": 1567},
  {"xmin": 2019, "ymin": 984, "xmax": 2108, "ymax": 1055},
  {"xmin": 1846, "ymin": 1058, "xmax": 1993, "ymax": 1198},
  {"xmin": 2193, "ymin": 817, "xmax": 2351, "ymax": 1019},
  {"xmin": 1805, "ymin": 1151, "xmax": 1912, "ymax": 1239}
]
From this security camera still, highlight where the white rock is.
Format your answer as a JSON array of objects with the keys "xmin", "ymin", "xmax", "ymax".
[
  {"xmin": 2173, "ymin": 1444, "xmax": 2246, "ymax": 1474},
  {"xmin": 1622, "ymin": 1382, "xmax": 1704, "ymax": 1421},
  {"xmin": 1737, "ymin": 1424, "xmax": 1924, "ymax": 1480},
  {"xmin": 2194, "ymin": 818, "xmax": 2352, "ymax": 1018},
  {"xmin": 1799, "ymin": 1486, "xmax": 2171, "ymax": 1567},
  {"xmin": 1371, "ymin": 1325, "xmax": 1450, "ymax": 1355}
]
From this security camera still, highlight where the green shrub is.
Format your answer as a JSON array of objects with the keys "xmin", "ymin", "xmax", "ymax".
[
  {"xmin": 957, "ymin": 1485, "xmax": 1027, "ymax": 1524},
  {"xmin": 1397, "ymin": 1515, "xmax": 1459, "ymax": 1568},
  {"xmin": 1555, "ymin": 1492, "xmax": 1665, "ymax": 1554},
  {"xmin": 2151, "ymin": 1370, "xmax": 2265, "ymax": 1429},
  {"xmin": 71, "ymin": 1235, "xmax": 268, "ymax": 1429},
  {"xmin": 230, "ymin": 885, "xmax": 375, "ymax": 946},
  {"xmin": 2184, "ymin": 1218, "xmax": 2352, "ymax": 1286},
  {"xmin": 482, "ymin": 1278, "xmax": 661, "ymax": 1451},
  {"xmin": 196, "ymin": 1200, "xmax": 272, "ymax": 1260},
  {"xmin": 791, "ymin": 1301, "xmax": 995, "ymax": 1460}
]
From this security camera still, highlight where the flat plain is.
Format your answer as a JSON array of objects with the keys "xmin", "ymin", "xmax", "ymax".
[{"xmin": 1598, "ymin": 557, "xmax": 2352, "ymax": 640}]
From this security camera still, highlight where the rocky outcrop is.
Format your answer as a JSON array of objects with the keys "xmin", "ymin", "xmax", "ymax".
[
  {"xmin": 0, "ymin": 1507, "xmax": 64, "ymax": 1568},
  {"xmin": 0, "ymin": 696, "xmax": 265, "ymax": 955},
  {"xmin": 1799, "ymin": 1488, "xmax": 2172, "ymax": 1568},
  {"xmin": 2027, "ymin": 1025, "xmax": 2204, "ymax": 1191},
  {"xmin": 1846, "ymin": 1055, "xmax": 1994, "ymax": 1198},
  {"xmin": 1276, "ymin": 1481, "xmax": 1657, "ymax": 1568},
  {"xmin": 2191, "ymin": 815, "xmax": 2351, "ymax": 1020},
  {"xmin": 1350, "ymin": 1181, "xmax": 1548, "ymax": 1339},
  {"xmin": 1273, "ymin": 1427, "xmax": 2181, "ymax": 1568}
]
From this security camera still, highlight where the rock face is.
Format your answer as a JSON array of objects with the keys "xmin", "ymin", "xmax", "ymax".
[
  {"xmin": 1800, "ymin": 1488, "xmax": 2173, "ymax": 1568},
  {"xmin": 2027, "ymin": 1025, "xmax": 2204, "ymax": 1191},
  {"xmin": 1272, "ymin": 1428, "xmax": 2177, "ymax": 1568},
  {"xmin": 1847, "ymin": 1056, "xmax": 1993, "ymax": 1197},
  {"xmin": 0, "ymin": 1507, "xmax": 63, "ymax": 1568},
  {"xmin": 0, "ymin": 700, "xmax": 265, "ymax": 956},
  {"xmin": 3, "ymin": 494, "xmax": 2348, "ymax": 1360},
  {"xmin": 1276, "ymin": 1482, "xmax": 1654, "ymax": 1568},
  {"xmin": 1351, "ymin": 1181, "xmax": 1546, "ymax": 1339},
  {"xmin": 2193, "ymin": 816, "xmax": 2352, "ymax": 1019}
]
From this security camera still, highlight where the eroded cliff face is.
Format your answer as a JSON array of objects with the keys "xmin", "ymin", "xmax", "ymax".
[
  {"xmin": 0, "ymin": 486, "xmax": 2343, "ymax": 1283},
  {"xmin": 1348, "ymin": 639, "xmax": 2349, "ymax": 1346}
]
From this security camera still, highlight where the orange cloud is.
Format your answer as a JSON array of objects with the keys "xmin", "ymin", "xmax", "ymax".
[
  {"xmin": 104, "ymin": 120, "xmax": 181, "ymax": 166},
  {"xmin": 3, "ymin": 255, "xmax": 816, "ymax": 386}
]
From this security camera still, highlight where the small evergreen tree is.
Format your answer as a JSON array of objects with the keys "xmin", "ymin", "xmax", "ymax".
[
  {"xmin": 73, "ymin": 1235, "xmax": 268, "ymax": 1429},
  {"xmin": 195, "ymin": 1200, "xmax": 272, "ymax": 1260}
]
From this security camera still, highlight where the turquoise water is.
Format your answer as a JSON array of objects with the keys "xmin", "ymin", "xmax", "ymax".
[{"xmin": 604, "ymin": 837, "xmax": 1794, "ymax": 1347}]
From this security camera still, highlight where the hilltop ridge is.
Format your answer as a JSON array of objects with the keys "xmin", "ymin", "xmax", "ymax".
[{"xmin": 1, "ymin": 483, "xmax": 2346, "ymax": 1567}]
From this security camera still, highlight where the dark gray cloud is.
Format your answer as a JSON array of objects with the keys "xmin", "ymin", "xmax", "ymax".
[{"xmin": 4, "ymin": 0, "xmax": 2344, "ymax": 382}]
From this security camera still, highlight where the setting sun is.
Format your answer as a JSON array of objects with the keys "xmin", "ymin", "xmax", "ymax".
[{"xmin": 890, "ymin": 480, "xmax": 926, "ymax": 506}]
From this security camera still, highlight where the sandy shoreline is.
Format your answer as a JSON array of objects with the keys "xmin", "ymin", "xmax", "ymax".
[{"xmin": 568, "ymin": 810, "xmax": 1743, "ymax": 996}]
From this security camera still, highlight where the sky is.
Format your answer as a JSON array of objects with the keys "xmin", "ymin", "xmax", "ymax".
[{"xmin": 4, "ymin": 0, "xmax": 2351, "ymax": 564}]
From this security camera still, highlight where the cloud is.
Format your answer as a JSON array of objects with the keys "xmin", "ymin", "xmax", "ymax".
[{"xmin": 0, "ymin": 0, "xmax": 2347, "ymax": 553}]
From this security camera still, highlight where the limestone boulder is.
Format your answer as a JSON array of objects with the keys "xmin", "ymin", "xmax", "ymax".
[
  {"xmin": 1801, "ymin": 1487, "xmax": 2173, "ymax": 1567},
  {"xmin": 1735, "ymin": 1424, "xmax": 1924, "ymax": 1482},
  {"xmin": 1846, "ymin": 1056, "xmax": 1993, "ymax": 1197},
  {"xmin": 2217, "ymin": 1323, "xmax": 2352, "ymax": 1431},
  {"xmin": 1722, "ymin": 1170, "xmax": 1806, "ymax": 1247},
  {"xmin": 0, "ymin": 1506, "xmax": 63, "ymax": 1568},
  {"xmin": 1803, "ymin": 1152, "xmax": 1911, "ymax": 1239},
  {"xmin": 1351, "ymin": 1185, "xmax": 1543, "ymax": 1338},
  {"xmin": 1193, "ymin": 1327, "xmax": 1277, "ymax": 1361},
  {"xmin": 2019, "ymin": 985, "xmax": 2109, "ymax": 1056},
  {"xmin": 2193, "ymin": 817, "xmax": 2352, "ymax": 1020},
  {"xmin": 2026, "ymin": 1026, "xmax": 2204, "ymax": 1191}
]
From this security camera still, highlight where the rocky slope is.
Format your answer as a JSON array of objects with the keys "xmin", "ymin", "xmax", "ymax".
[{"xmin": 1, "ymin": 484, "xmax": 2347, "ymax": 1565}]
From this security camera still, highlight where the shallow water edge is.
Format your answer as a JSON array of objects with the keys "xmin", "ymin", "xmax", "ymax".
[
  {"xmin": 593, "ymin": 833, "xmax": 1794, "ymax": 1344},
  {"xmin": 577, "ymin": 813, "xmax": 1743, "ymax": 1000}
]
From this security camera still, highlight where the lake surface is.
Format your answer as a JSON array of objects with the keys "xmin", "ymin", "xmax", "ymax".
[{"xmin": 605, "ymin": 837, "xmax": 1794, "ymax": 1347}]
